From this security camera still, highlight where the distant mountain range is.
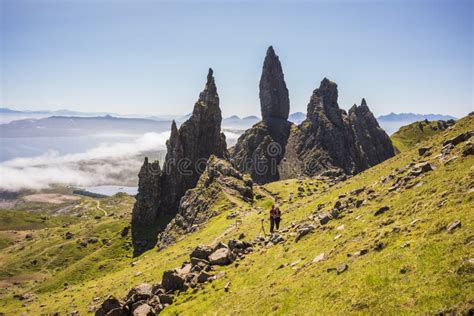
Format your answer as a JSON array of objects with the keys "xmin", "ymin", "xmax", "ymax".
[
  {"xmin": 376, "ymin": 112, "xmax": 457, "ymax": 134},
  {"xmin": 0, "ymin": 115, "xmax": 173, "ymax": 137},
  {"xmin": 377, "ymin": 112, "xmax": 456, "ymax": 122},
  {"xmin": 0, "ymin": 107, "xmax": 458, "ymax": 136}
]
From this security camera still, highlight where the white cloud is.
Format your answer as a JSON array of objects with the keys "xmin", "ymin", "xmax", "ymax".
[
  {"xmin": 0, "ymin": 129, "xmax": 244, "ymax": 192},
  {"xmin": 0, "ymin": 132, "xmax": 170, "ymax": 192}
]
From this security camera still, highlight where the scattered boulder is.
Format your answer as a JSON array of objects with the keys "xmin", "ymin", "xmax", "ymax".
[
  {"xmin": 120, "ymin": 226, "xmax": 130, "ymax": 237},
  {"xmin": 132, "ymin": 303, "xmax": 154, "ymax": 316},
  {"xmin": 226, "ymin": 212, "xmax": 238, "ymax": 219},
  {"xmin": 197, "ymin": 271, "xmax": 213, "ymax": 283},
  {"xmin": 64, "ymin": 232, "xmax": 74, "ymax": 240},
  {"xmin": 269, "ymin": 233, "xmax": 285, "ymax": 244},
  {"xmin": 374, "ymin": 206, "xmax": 390, "ymax": 216},
  {"xmin": 295, "ymin": 224, "xmax": 315, "ymax": 242},
  {"xmin": 190, "ymin": 245, "xmax": 213, "ymax": 261},
  {"xmin": 190, "ymin": 257, "xmax": 210, "ymax": 268},
  {"xmin": 336, "ymin": 263, "xmax": 348, "ymax": 274},
  {"xmin": 224, "ymin": 281, "xmax": 231, "ymax": 292},
  {"xmin": 352, "ymin": 249, "xmax": 369, "ymax": 257},
  {"xmin": 318, "ymin": 212, "xmax": 335, "ymax": 225},
  {"xmin": 447, "ymin": 220, "xmax": 461, "ymax": 233},
  {"xmin": 228, "ymin": 239, "xmax": 251, "ymax": 251},
  {"xmin": 157, "ymin": 294, "xmax": 173, "ymax": 305},
  {"xmin": 351, "ymin": 188, "xmax": 365, "ymax": 196},
  {"xmin": 95, "ymin": 296, "xmax": 123, "ymax": 316},
  {"xmin": 462, "ymin": 143, "xmax": 473, "ymax": 156},
  {"xmin": 87, "ymin": 237, "xmax": 99, "ymax": 244},
  {"xmin": 208, "ymin": 248, "xmax": 236, "ymax": 266},
  {"xmin": 418, "ymin": 147, "xmax": 431, "ymax": 156},
  {"xmin": 161, "ymin": 270, "xmax": 186, "ymax": 292},
  {"xmin": 442, "ymin": 131, "xmax": 473, "ymax": 147},
  {"xmin": 414, "ymin": 162, "xmax": 433, "ymax": 173},
  {"xmin": 126, "ymin": 283, "xmax": 153, "ymax": 302},
  {"xmin": 312, "ymin": 253, "xmax": 326, "ymax": 263},
  {"xmin": 372, "ymin": 241, "xmax": 386, "ymax": 252}
]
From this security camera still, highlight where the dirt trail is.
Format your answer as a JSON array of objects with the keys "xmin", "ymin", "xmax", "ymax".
[{"xmin": 96, "ymin": 201, "xmax": 107, "ymax": 217}]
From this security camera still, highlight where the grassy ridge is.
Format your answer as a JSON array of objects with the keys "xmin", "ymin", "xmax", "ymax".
[
  {"xmin": 390, "ymin": 119, "xmax": 448, "ymax": 152},
  {"xmin": 0, "ymin": 116, "xmax": 472, "ymax": 315}
]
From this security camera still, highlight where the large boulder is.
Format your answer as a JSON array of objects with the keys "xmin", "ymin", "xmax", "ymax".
[
  {"xmin": 95, "ymin": 296, "xmax": 123, "ymax": 316},
  {"xmin": 208, "ymin": 248, "xmax": 236, "ymax": 266},
  {"xmin": 125, "ymin": 283, "xmax": 153, "ymax": 303},
  {"xmin": 161, "ymin": 269, "xmax": 186, "ymax": 292},
  {"xmin": 132, "ymin": 303, "xmax": 155, "ymax": 316},
  {"xmin": 189, "ymin": 245, "xmax": 212, "ymax": 260}
]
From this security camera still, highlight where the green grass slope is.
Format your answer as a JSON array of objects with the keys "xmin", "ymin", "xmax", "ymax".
[
  {"xmin": 390, "ymin": 119, "xmax": 452, "ymax": 152},
  {"xmin": 1, "ymin": 116, "xmax": 473, "ymax": 315}
]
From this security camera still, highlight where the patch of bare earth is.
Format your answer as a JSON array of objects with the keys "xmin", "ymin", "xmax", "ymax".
[
  {"xmin": 0, "ymin": 272, "xmax": 48, "ymax": 292},
  {"xmin": 22, "ymin": 193, "xmax": 80, "ymax": 204},
  {"xmin": 0, "ymin": 200, "xmax": 18, "ymax": 209}
]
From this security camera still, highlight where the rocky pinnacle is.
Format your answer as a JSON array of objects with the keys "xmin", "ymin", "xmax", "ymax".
[{"xmin": 259, "ymin": 46, "xmax": 290, "ymax": 120}]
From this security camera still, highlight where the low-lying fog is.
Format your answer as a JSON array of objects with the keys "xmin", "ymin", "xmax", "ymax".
[{"xmin": 0, "ymin": 130, "xmax": 242, "ymax": 192}]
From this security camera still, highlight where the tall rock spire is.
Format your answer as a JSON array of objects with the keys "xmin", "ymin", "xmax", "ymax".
[
  {"xmin": 132, "ymin": 69, "xmax": 227, "ymax": 255},
  {"xmin": 259, "ymin": 46, "xmax": 290, "ymax": 120},
  {"xmin": 230, "ymin": 46, "xmax": 292, "ymax": 184}
]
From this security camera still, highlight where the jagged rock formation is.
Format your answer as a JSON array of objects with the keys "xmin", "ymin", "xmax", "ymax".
[
  {"xmin": 349, "ymin": 98, "xmax": 396, "ymax": 170},
  {"xmin": 161, "ymin": 69, "xmax": 227, "ymax": 213},
  {"xmin": 158, "ymin": 156, "xmax": 253, "ymax": 248},
  {"xmin": 231, "ymin": 47, "xmax": 395, "ymax": 184},
  {"xmin": 132, "ymin": 69, "xmax": 227, "ymax": 255},
  {"xmin": 281, "ymin": 79, "xmax": 395, "ymax": 178},
  {"xmin": 230, "ymin": 47, "xmax": 292, "ymax": 184}
]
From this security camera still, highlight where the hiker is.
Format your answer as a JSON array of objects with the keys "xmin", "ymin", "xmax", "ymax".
[{"xmin": 270, "ymin": 204, "xmax": 282, "ymax": 233}]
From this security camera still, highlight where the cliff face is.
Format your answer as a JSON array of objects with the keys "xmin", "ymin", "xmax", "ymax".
[{"xmin": 132, "ymin": 69, "xmax": 227, "ymax": 255}]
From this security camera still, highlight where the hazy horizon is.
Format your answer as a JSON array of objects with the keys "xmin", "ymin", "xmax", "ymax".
[{"xmin": 1, "ymin": 0, "xmax": 472, "ymax": 118}]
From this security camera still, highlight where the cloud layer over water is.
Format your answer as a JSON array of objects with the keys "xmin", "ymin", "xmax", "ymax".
[{"xmin": 0, "ymin": 130, "xmax": 242, "ymax": 192}]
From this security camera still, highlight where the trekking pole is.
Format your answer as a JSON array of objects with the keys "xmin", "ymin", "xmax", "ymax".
[{"xmin": 260, "ymin": 218, "xmax": 267, "ymax": 236}]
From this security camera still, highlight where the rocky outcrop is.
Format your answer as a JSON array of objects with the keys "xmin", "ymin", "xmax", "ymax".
[
  {"xmin": 95, "ymin": 238, "xmax": 254, "ymax": 315},
  {"xmin": 281, "ymin": 79, "xmax": 395, "ymax": 178},
  {"xmin": 230, "ymin": 119, "xmax": 292, "ymax": 184},
  {"xmin": 260, "ymin": 46, "xmax": 290, "ymax": 120},
  {"xmin": 132, "ymin": 69, "xmax": 227, "ymax": 255},
  {"xmin": 230, "ymin": 47, "xmax": 292, "ymax": 184},
  {"xmin": 348, "ymin": 98, "xmax": 395, "ymax": 170},
  {"xmin": 160, "ymin": 69, "xmax": 227, "ymax": 213},
  {"xmin": 157, "ymin": 156, "xmax": 253, "ymax": 248},
  {"xmin": 232, "ymin": 64, "xmax": 395, "ymax": 184}
]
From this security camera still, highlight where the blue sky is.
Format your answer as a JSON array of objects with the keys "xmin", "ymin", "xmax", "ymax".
[{"xmin": 1, "ymin": 0, "xmax": 472, "ymax": 117}]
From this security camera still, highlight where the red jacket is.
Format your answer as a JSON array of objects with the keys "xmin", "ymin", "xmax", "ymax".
[{"xmin": 270, "ymin": 208, "xmax": 281, "ymax": 219}]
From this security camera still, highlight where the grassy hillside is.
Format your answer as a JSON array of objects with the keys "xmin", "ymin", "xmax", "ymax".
[
  {"xmin": 0, "ymin": 116, "xmax": 472, "ymax": 315},
  {"xmin": 390, "ymin": 119, "xmax": 452, "ymax": 152}
]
